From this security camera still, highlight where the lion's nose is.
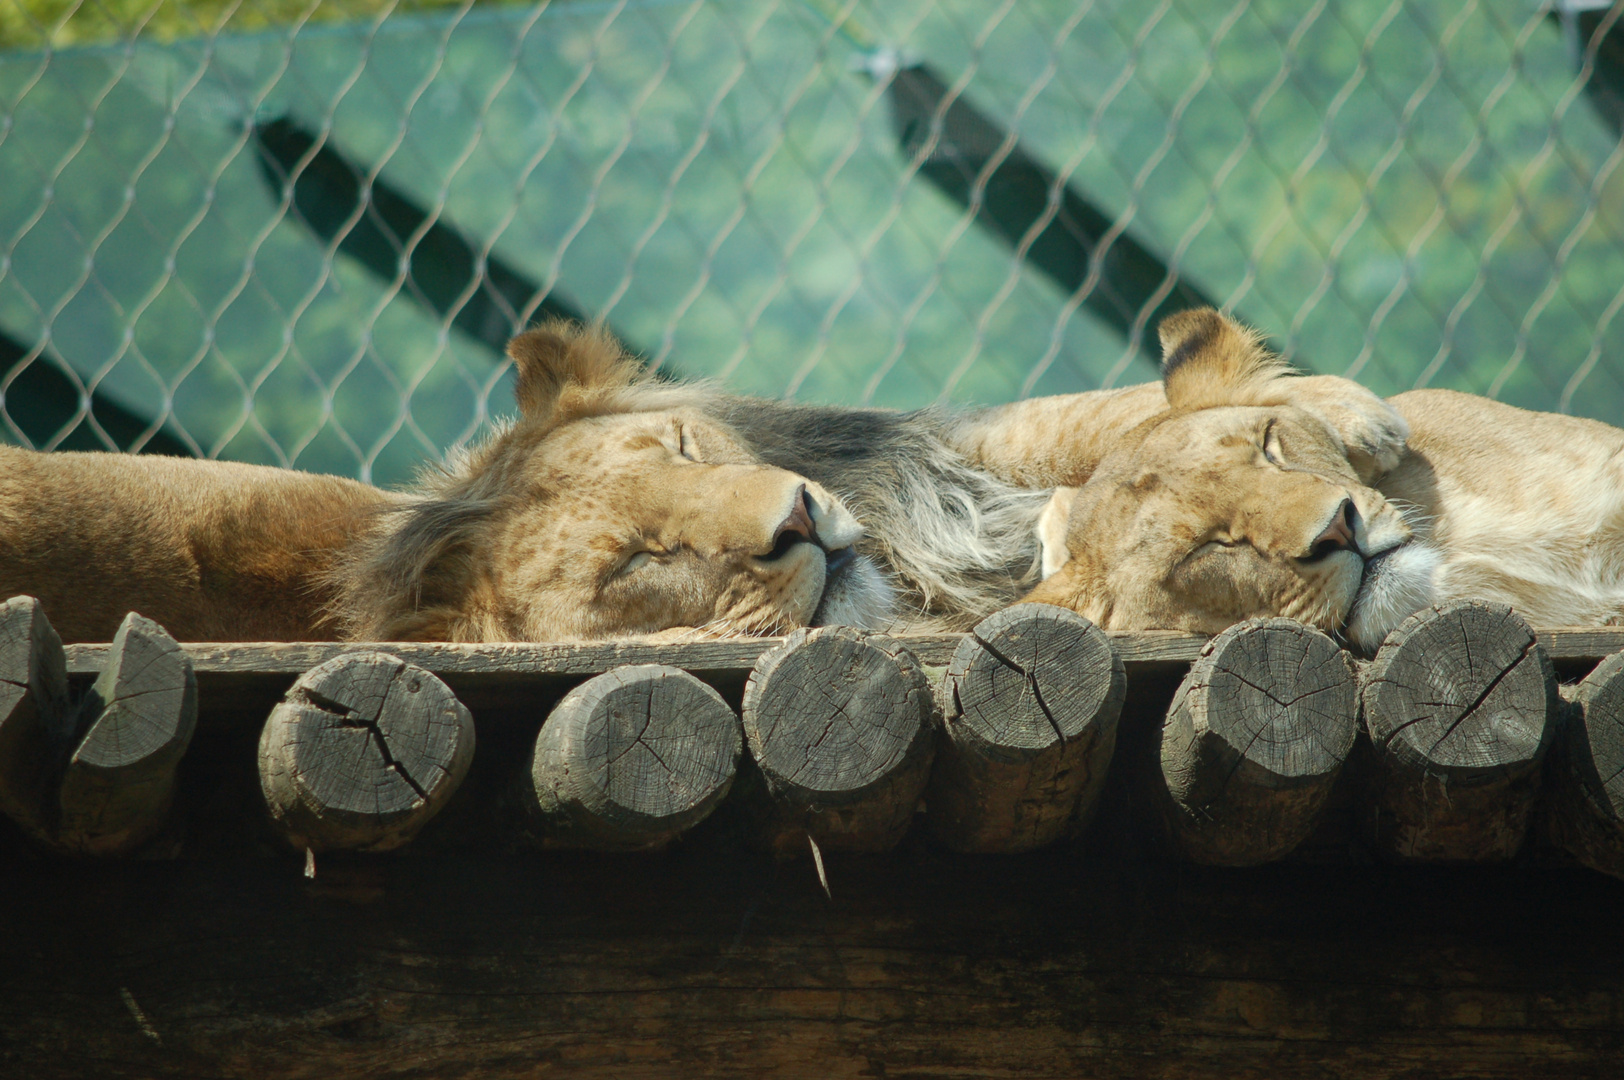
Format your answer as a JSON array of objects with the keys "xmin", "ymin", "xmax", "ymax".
[
  {"xmin": 760, "ymin": 485, "xmax": 815, "ymax": 561},
  {"xmin": 1305, "ymin": 498, "xmax": 1358, "ymax": 561}
]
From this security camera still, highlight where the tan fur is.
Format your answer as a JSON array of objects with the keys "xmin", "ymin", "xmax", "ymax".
[
  {"xmin": 0, "ymin": 449, "xmax": 393, "ymax": 643},
  {"xmin": 0, "ymin": 316, "xmax": 1411, "ymax": 643},
  {"xmin": 1028, "ymin": 308, "xmax": 1624, "ymax": 650}
]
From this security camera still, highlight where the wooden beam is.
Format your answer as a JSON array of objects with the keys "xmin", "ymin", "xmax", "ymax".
[
  {"xmin": 927, "ymin": 604, "xmax": 1124, "ymax": 853},
  {"xmin": 520, "ymin": 664, "xmax": 742, "ymax": 850},
  {"xmin": 741, "ymin": 627, "xmax": 936, "ymax": 856},
  {"xmin": 259, "ymin": 651, "xmax": 475, "ymax": 853},
  {"xmin": 1363, "ymin": 602, "xmax": 1558, "ymax": 862},
  {"xmin": 1550, "ymin": 652, "xmax": 1624, "ymax": 879},
  {"xmin": 1159, "ymin": 618, "xmax": 1359, "ymax": 866},
  {"xmin": 2, "ymin": 852, "xmax": 1623, "ymax": 1079}
]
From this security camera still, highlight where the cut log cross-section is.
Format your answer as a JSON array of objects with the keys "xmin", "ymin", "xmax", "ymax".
[
  {"xmin": 55, "ymin": 612, "xmax": 197, "ymax": 855},
  {"xmin": 927, "ymin": 604, "xmax": 1124, "ymax": 853},
  {"xmin": 259, "ymin": 651, "xmax": 475, "ymax": 854},
  {"xmin": 523, "ymin": 664, "xmax": 742, "ymax": 850},
  {"xmin": 742, "ymin": 626, "xmax": 936, "ymax": 857},
  {"xmin": 0, "ymin": 595, "xmax": 71, "ymax": 843},
  {"xmin": 1363, "ymin": 601, "xmax": 1557, "ymax": 862},
  {"xmin": 1158, "ymin": 618, "xmax": 1359, "ymax": 866},
  {"xmin": 1550, "ymin": 651, "xmax": 1624, "ymax": 879}
]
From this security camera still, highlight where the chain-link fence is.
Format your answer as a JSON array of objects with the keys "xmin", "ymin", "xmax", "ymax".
[{"xmin": 1, "ymin": 0, "xmax": 1621, "ymax": 483}]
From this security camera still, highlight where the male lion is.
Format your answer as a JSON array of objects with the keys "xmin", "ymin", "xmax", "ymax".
[
  {"xmin": 1027, "ymin": 308, "xmax": 1624, "ymax": 650},
  {"xmin": 1, "ymin": 320, "xmax": 1408, "ymax": 643}
]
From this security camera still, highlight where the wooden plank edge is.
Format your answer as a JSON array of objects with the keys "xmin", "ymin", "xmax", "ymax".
[{"xmin": 59, "ymin": 627, "xmax": 1624, "ymax": 680}]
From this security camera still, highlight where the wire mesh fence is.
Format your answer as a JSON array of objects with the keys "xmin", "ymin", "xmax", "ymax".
[{"xmin": 1, "ymin": 0, "xmax": 1620, "ymax": 484}]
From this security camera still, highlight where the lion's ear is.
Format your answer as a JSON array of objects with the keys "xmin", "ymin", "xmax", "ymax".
[
  {"xmin": 1159, "ymin": 308, "xmax": 1291, "ymax": 411},
  {"xmin": 507, "ymin": 321, "xmax": 641, "ymax": 419},
  {"xmin": 1158, "ymin": 308, "xmax": 1408, "ymax": 482}
]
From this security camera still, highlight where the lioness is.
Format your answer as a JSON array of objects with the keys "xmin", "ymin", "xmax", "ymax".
[
  {"xmin": 1, "ymin": 320, "xmax": 1408, "ymax": 643},
  {"xmin": 1027, "ymin": 308, "xmax": 1624, "ymax": 650}
]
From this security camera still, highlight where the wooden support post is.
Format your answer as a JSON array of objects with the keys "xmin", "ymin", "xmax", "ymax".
[
  {"xmin": 1549, "ymin": 651, "xmax": 1624, "ymax": 878},
  {"xmin": 926, "ymin": 604, "xmax": 1124, "ymax": 853},
  {"xmin": 259, "ymin": 651, "xmax": 475, "ymax": 853},
  {"xmin": 1363, "ymin": 601, "xmax": 1557, "ymax": 862},
  {"xmin": 522, "ymin": 664, "xmax": 742, "ymax": 850},
  {"xmin": 1159, "ymin": 618, "xmax": 1359, "ymax": 866},
  {"xmin": 55, "ymin": 612, "xmax": 197, "ymax": 855},
  {"xmin": 742, "ymin": 626, "xmax": 935, "ymax": 857},
  {"xmin": 0, "ymin": 595, "xmax": 70, "ymax": 842}
]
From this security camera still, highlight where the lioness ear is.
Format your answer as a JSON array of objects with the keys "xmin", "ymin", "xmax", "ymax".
[
  {"xmin": 1037, "ymin": 487, "xmax": 1077, "ymax": 579},
  {"xmin": 1158, "ymin": 308, "xmax": 1290, "ymax": 411},
  {"xmin": 507, "ymin": 321, "xmax": 642, "ymax": 419}
]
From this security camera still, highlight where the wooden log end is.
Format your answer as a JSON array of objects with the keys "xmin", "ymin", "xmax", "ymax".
[
  {"xmin": 56, "ymin": 612, "xmax": 198, "ymax": 855},
  {"xmin": 1160, "ymin": 617, "xmax": 1359, "ymax": 866},
  {"xmin": 259, "ymin": 650, "xmax": 475, "ymax": 854},
  {"xmin": 742, "ymin": 626, "xmax": 935, "ymax": 856},
  {"xmin": 0, "ymin": 595, "xmax": 71, "ymax": 841},
  {"xmin": 927, "ymin": 603, "xmax": 1125, "ymax": 854},
  {"xmin": 1551, "ymin": 651, "xmax": 1624, "ymax": 878},
  {"xmin": 1362, "ymin": 600, "xmax": 1557, "ymax": 862},
  {"xmin": 524, "ymin": 664, "xmax": 742, "ymax": 851}
]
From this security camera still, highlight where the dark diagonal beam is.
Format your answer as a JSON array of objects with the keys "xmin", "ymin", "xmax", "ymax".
[
  {"xmin": 1, "ymin": 334, "xmax": 192, "ymax": 456},
  {"xmin": 883, "ymin": 63, "xmax": 1215, "ymax": 352}
]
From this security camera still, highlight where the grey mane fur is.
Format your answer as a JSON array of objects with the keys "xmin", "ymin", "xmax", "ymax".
[{"xmin": 710, "ymin": 396, "xmax": 1050, "ymax": 633}]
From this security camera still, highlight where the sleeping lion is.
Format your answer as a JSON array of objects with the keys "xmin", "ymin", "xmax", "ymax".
[
  {"xmin": 0, "ymin": 320, "xmax": 1407, "ymax": 643},
  {"xmin": 1027, "ymin": 308, "xmax": 1624, "ymax": 650}
]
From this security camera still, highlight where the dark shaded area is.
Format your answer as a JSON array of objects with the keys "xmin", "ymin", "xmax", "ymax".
[
  {"xmin": 251, "ymin": 117, "xmax": 617, "ymax": 357},
  {"xmin": 884, "ymin": 63, "xmax": 1216, "ymax": 353},
  {"xmin": 2, "ymin": 849, "xmax": 1623, "ymax": 1078},
  {"xmin": 1576, "ymin": 9, "xmax": 1624, "ymax": 135},
  {"xmin": 0, "ymin": 332, "xmax": 192, "ymax": 456}
]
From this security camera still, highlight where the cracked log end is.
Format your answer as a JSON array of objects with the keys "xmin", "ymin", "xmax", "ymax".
[
  {"xmin": 57, "ymin": 612, "xmax": 198, "ymax": 855},
  {"xmin": 1363, "ymin": 600, "xmax": 1557, "ymax": 862},
  {"xmin": 0, "ymin": 595, "xmax": 70, "ymax": 842},
  {"xmin": 1160, "ymin": 618, "xmax": 1358, "ymax": 867},
  {"xmin": 523, "ymin": 664, "xmax": 742, "ymax": 851},
  {"xmin": 259, "ymin": 651, "xmax": 475, "ymax": 854},
  {"xmin": 1550, "ymin": 651, "xmax": 1624, "ymax": 879},
  {"xmin": 927, "ymin": 603, "xmax": 1124, "ymax": 854},
  {"xmin": 742, "ymin": 626, "xmax": 936, "ymax": 857}
]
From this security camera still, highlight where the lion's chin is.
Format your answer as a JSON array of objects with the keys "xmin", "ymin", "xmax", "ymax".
[
  {"xmin": 809, "ymin": 550, "xmax": 897, "ymax": 630},
  {"xmin": 1343, "ymin": 541, "xmax": 1441, "ymax": 653}
]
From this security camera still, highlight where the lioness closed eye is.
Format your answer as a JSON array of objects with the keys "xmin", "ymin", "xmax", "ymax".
[{"xmin": 1026, "ymin": 308, "xmax": 1624, "ymax": 650}]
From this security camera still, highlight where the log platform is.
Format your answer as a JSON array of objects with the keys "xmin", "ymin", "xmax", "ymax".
[{"xmin": 4, "ymin": 597, "xmax": 1624, "ymax": 1075}]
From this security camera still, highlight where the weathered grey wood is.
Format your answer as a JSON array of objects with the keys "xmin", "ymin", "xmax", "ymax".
[
  {"xmin": 1363, "ymin": 601, "xmax": 1558, "ymax": 862},
  {"xmin": 55, "ymin": 613, "xmax": 197, "ymax": 856},
  {"xmin": 741, "ymin": 626, "xmax": 936, "ymax": 856},
  {"xmin": 58, "ymin": 628, "xmax": 1624, "ymax": 681},
  {"xmin": 1550, "ymin": 651, "xmax": 1624, "ymax": 879},
  {"xmin": 0, "ymin": 595, "xmax": 71, "ymax": 842},
  {"xmin": 926, "ymin": 604, "xmax": 1124, "ymax": 853},
  {"xmin": 259, "ymin": 651, "xmax": 475, "ymax": 853},
  {"xmin": 522, "ymin": 664, "xmax": 742, "ymax": 850},
  {"xmin": 1160, "ymin": 618, "xmax": 1359, "ymax": 866}
]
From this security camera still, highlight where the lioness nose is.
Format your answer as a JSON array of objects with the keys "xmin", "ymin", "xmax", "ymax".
[
  {"xmin": 774, "ymin": 485, "xmax": 814, "ymax": 546},
  {"xmin": 1307, "ymin": 499, "xmax": 1358, "ymax": 560}
]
